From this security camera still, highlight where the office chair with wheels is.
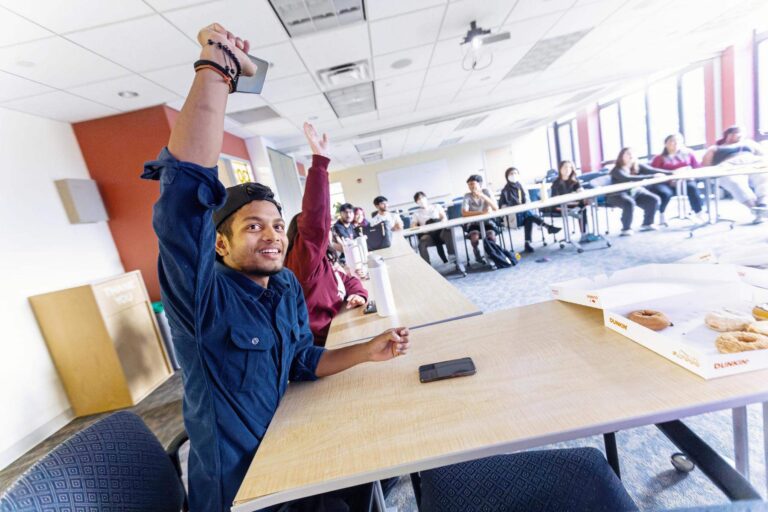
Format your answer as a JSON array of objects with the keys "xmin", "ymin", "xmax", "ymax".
[{"xmin": 0, "ymin": 411, "xmax": 188, "ymax": 512}]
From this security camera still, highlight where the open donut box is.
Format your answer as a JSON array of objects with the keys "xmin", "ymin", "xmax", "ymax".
[{"xmin": 551, "ymin": 264, "xmax": 768, "ymax": 379}]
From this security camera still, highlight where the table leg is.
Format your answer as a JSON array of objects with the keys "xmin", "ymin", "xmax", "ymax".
[
  {"xmin": 733, "ymin": 406, "xmax": 750, "ymax": 479},
  {"xmin": 373, "ymin": 480, "xmax": 396, "ymax": 512},
  {"xmin": 763, "ymin": 403, "xmax": 768, "ymax": 495}
]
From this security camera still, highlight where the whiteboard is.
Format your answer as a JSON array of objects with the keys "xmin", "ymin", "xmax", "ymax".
[{"xmin": 376, "ymin": 160, "xmax": 452, "ymax": 207}]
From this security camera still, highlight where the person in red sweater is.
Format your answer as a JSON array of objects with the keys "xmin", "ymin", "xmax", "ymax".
[
  {"xmin": 285, "ymin": 123, "xmax": 370, "ymax": 346},
  {"xmin": 650, "ymin": 133, "xmax": 705, "ymax": 222}
]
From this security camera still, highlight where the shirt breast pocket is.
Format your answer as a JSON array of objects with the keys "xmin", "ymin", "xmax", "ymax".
[{"xmin": 225, "ymin": 327, "xmax": 276, "ymax": 391}]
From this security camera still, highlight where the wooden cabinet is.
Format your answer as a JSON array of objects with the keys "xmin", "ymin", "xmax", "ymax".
[{"xmin": 29, "ymin": 271, "xmax": 173, "ymax": 417}]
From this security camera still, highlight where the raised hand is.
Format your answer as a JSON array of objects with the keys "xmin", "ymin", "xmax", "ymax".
[
  {"xmin": 303, "ymin": 122, "xmax": 330, "ymax": 158},
  {"xmin": 197, "ymin": 23, "xmax": 256, "ymax": 76}
]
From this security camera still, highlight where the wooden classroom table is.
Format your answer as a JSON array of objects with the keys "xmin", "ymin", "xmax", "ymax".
[
  {"xmin": 325, "ymin": 252, "xmax": 480, "ymax": 348},
  {"xmin": 233, "ymin": 300, "xmax": 768, "ymax": 511}
]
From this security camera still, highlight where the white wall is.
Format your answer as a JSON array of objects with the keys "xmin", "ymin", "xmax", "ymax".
[
  {"xmin": 0, "ymin": 108, "xmax": 124, "ymax": 469},
  {"xmin": 330, "ymin": 129, "xmax": 552, "ymax": 210}
]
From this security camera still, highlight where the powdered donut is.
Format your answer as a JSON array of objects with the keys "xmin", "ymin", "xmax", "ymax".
[
  {"xmin": 747, "ymin": 321, "xmax": 768, "ymax": 336},
  {"xmin": 716, "ymin": 331, "xmax": 768, "ymax": 354},
  {"xmin": 705, "ymin": 309, "xmax": 754, "ymax": 332},
  {"xmin": 628, "ymin": 310, "xmax": 672, "ymax": 331}
]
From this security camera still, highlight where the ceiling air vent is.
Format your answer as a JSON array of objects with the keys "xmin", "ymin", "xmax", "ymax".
[
  {"xmin": 227, "ymin": 106, "xmax": 281, "ymax": 125},
  {"xmin": 454, "ymin": 115, "xmax": 488, "ymax": 131},
  {"xmin": 362, "ymin": 153, "xmax": 382, "ymax": 163},
  {"xmin": 318, "ymin": 60, "xmax": 371, "ymax": 89},
  {"xmin": 325, "ymin": 82, "xmax": 376, "ymax": 118},
  {"xmin": 269, "ymin": 0, "xmax": 365, "ymax": 37},
  {"xmin": 504, "ymin": 30, "xmax": 591, "ymax": 79},
  {"xmin": 354, "ymin": 139, "xmax": 381, "ymax": 154},
  {"xmin": 439, "ymin": 137, "xmax": 463, "ymax": 147}
]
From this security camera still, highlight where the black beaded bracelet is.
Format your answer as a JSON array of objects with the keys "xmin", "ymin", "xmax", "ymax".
[{"xmin": 207, "ymin": 38, "xmax": 241, "ymax": 77}]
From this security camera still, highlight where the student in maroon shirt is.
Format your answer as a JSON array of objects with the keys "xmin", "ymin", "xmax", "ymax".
[
  {"xmin": 650, "ymin": 133, "xmax": 705, "ymax": 221},
  {"xmin": 285, "ymin": 123, "xmax": 371, "ymax": 346}
]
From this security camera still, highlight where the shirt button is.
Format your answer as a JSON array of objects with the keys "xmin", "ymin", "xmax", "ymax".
[{"xmin": 251, "ymin": 337, "xmax": 260, "ymax": 345}]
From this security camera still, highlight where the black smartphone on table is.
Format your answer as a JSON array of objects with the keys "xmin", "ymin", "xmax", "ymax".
[
  {"xmin": 419, "ymin": 357, "xmax": 476, "ymax": 383},
  {"xmin": 363, "ymin": 300, "xmax": 377, "ymax": 315}
]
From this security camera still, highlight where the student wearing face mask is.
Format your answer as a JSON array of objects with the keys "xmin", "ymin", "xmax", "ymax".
[
  {"xmin": 499, "ymin": 167, "xmax": 560, "ymax": 253},
  {"xmin": 411, "ymin": 191, "xmax": 453, "ymax": 265}
]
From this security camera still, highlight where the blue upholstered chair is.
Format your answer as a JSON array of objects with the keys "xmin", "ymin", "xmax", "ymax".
[
  {"xmin": 0, "ymin": 411, "xmax": 187, "ymax": 512},
  {"xmin": 413, "ymin": 448, "xmax": 638, "ymax": 512}
]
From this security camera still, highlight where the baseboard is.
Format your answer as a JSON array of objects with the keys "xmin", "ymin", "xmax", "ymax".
[{"xmin": 0, "ymin": 408, "xmax": 74, "ymax": 472}]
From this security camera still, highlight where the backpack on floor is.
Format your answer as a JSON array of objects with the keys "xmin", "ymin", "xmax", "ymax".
[{"xmin": 483, "ymin": 238, "xmax": 518, "ymax": 268}]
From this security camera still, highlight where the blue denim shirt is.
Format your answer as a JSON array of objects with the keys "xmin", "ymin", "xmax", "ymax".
[{"xmin": 142, "ymin": 148, "xmax": 325, "ymax": 512}]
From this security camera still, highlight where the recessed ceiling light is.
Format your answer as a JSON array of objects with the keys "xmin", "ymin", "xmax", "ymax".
[
  {"xmin": 391, "ymin": 58, "xmax": 412, "ymax": 70},
  {"xmin": 16, "ymin": 60, "xmax": 35, "ymax": 67},
  {"xmin": 118, "ymin": 90, "xmax": 139, "ymax": 98},
  {"xmin": 308, "ymin": 115, "xmax": 319, "ymax": 121}
]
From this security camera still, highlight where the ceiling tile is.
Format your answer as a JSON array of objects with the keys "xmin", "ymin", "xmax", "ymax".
[
  {"xmin": 439, "ymin": 0, "xmax": 517, "ymax": 40},
  {"xmin": 144, "ymin": 0, "xmax": 215, "ymax": 11},
  {"xmin": 505, "ymin": 0, "xmax": 576, "ymax": 23},
  {"xmin": 273, "ymin": 94, "xmax": 336, "ymax": 121},
  {"xmin": 365, "ymin": 0, "xmax": 447, "ymax": 21},
  {"xmin": 163, "ymin": 0, "xmax": 288, "ymax": 49},
  {"xmin": 0, "ymin": 0, "xmax": 152, "ymax": 33},
  {"xmin": 68, "ymin": 74, "xmax": 181, "ymax": 111},
  {"xmin": 0, "ymin": 71, "xmax": 52, "ymax": 102},
  {"xmin": 260, "ymin": 73, "xmax": 319, "ymax": 102},
  {"xmin": 1, "ymin": 90, "xmax": 119, "ymax": 122},
  {"xmin": 339, "ymin": 111, "xmax": 378, "ymax": 127},
  {"xmin": 546, "ymin": 0, "xmax": 620, "ymax": 38},
  {"xmin": 499, "ymin": 12, "xmax": 563, "ymax": 46},
  {"xmin": 0, "ymin": 37, "xmax": 129, "ymax": 88},
  {"xmin": 370, "ymin": 5, "xmax": 444, "ymax": 55},
  {"xmin": 419, "ymin": 79, "xmax": 464, "ymax": 100},
  {"xmin": 423, "ymin": 61, "xmax": 471, "ymax": 85},
  {"xmin": 376, "ymin": 88, "xmax": 420, "ymax": 109},
  {"xmin": 67, "ymin": 15, "xmax": 199, "ymax": 73},
  {"xmin": 254, "ymin": 42, "xmax": 307, "ymax": 80},
  {"xmin": 373, "ymin": 44, "xmax": 433, "ymax": 79},
  {"xmin": 143, "ymin": 63, "xmax": 194, "ymax": 96},
  {"xmin": 224, "ymin": 93, "xmax": 267, "ymax": 114},
  {"xmin": 292, "ymin": 22, "xmax": 370, "ymax": 78},
  {"xmin": 242, "ymin": 117, "xmax": 301, "ymax": 138},
  {"xmin": 0, "ymin": 6, "xmax": 53, "ymax": 46},
  {"xmin": 453, "ymin": 84, "xmax": 495, "ymax": 102},
  {"xmin": 375, "ymin": 68, "xmax": 426, "ymax": 96}
]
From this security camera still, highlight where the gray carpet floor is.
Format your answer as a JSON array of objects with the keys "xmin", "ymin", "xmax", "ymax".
[
  {"xmin": 2, "ymin": 201, "xmax": 767, "ymax": 511},
  {"xmin": 383, "ymin": 201, "xmax": 768, "ymax": 511}
]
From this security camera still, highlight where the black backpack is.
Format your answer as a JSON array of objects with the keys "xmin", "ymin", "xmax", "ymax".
[{"xmin": 483, "ymin": 238, "xmax": 518, "ymax": 268}]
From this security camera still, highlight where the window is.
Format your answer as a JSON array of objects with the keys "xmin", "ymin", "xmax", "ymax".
[
  {"xmin": 680, "ymin": 67, "xmax": 706, "ymax": 147},
  {"xmin": 330, "ymin": 182, "xmax": 346, "ymax": 213},
  {"xmin": 599, "ymin": 101, "xmax": 621, "ymax": 162},
  {"xmin": 546, "ymin": 124, "xmax": 558, "ymax": 170},
  {"xmin": 620, "ymin": 92, "xmax": 649, "ymax": 158},
  {"xmin": 756, "ymin": 35, "xmax": 768, "ymax": 138},
  {"xmin": 647, "ymin": 76, "xmax": 680, "ymax": 155},
  {"xmin": 554, "ymin": 118, "xmax": 580, "ymax": 168}
]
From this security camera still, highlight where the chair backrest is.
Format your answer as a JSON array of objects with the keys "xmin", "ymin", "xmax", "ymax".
[
  {"xmin": 0, "ymin": 411, "xmax": 185, "ymax": 512},
  {"xmin": 446, "ymin": 203, "xmax": 463, "ymax": 220},
  {"xmin": 402, "ymin": 216, "xmax": 411, "ymax": 229},
  {"xmin": 585, "ymin": 173, "xmax": 612, "ymax": 189}
]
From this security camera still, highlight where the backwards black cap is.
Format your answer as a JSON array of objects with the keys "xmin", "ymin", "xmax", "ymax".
[{"xmin": 212, "ymin": 182, "xmax": 282, "ymax": 228}]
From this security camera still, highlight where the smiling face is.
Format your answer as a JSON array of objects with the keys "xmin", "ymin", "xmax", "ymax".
[
  {"xmin": 215, "ymin": 200, "xmax": 287, "ymax": 286},
  {"xmin": 339, "ymin": 208, "xmax": 354, "ymax": 224}
]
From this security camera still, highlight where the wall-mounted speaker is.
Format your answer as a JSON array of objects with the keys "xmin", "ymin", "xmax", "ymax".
[{"xmin": 54, "ymin": 179, "xmax": 109, "ymax": 224}]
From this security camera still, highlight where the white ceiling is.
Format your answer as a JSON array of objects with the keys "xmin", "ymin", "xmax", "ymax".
[{"xmin": 0, "ymin": 0, "xmax": 766, "ymax": 170}]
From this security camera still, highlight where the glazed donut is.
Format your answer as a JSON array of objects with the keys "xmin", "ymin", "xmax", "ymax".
[
  {"xmin": 753, "ymin": 303, "xmax": 768, "ymax": 321},
  {"xmin": 747, "ymin": 321, "xmax": 768, "ymax": 336},
  {"xmin": 705, "ymin": 309, "xmax": 753, "ymax": 332},
  {"xmin": 628, "ymin": 310, "xmax": 672, "ymax": 331},
  {"xmin": 715, "ymin": 331, "xmax": 768, "ymax": 354}
]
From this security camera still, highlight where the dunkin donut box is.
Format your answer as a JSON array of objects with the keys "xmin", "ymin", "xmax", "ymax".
[
  {"xmin": 603, "ymin": 282, "xmax": 768, "ymax": 379},
  {"xmin": 550, "ymin": 264, "xmax": 744, "ymax": 309}
]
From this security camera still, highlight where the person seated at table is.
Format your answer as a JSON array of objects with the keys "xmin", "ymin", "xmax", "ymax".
[
  {"xmin": 606, "ymin": 147, "xmax": 662, "ymax": 236},
  {"xmin": 499, "ymin": 167, "xmax": 560, "ymax": 253},
  {"xmin": 141, "ymin": 23, "xmax": 410, "ymax": 512},
  {"xmin": 411, "ymin": 191, "xmax": 453, "ymax": 264},
  {"xmin": 701, "ymin": 125, "xmax": 768, "ymax": 223},
  {"xmin": 650, "ymin": 133, "xmax": 706, "ymax": 223},
  {"xmin": 332, "ymin": 202, "xmax": 358, "ymax": 243},
  {"xmin": 352, "ymin": 206, "xmax": 369, "ymax": 237},
  {"xmin": 370, "ymin": 195, "xmax": 404, "ymax": 231},
  {"xmin": 462, "ymin": 174, "xmax": 499, "ymax": 264},
  {"xmin": 550, "ymin": 160, "xmax": 596, "ymax": 244},
  {"xmin": 286, "ymin": 126, "xmax": 370, "ymax": 347}
]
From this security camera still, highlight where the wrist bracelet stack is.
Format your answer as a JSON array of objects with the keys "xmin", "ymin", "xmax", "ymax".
[{"xmin": 194, "ymin": 39, "xmax": 242, "ymax": 93}]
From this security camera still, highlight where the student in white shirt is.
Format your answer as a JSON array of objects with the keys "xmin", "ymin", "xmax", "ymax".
[
  {"xmin": 411, "ymin": 191, "xmax": 453, "ymax": 265},
  {"xmin": 370, "ymin": 196, "xmax": 404, "ymax": 231}
]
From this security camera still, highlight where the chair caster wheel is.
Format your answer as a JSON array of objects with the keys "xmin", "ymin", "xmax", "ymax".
[
  {"xmin": 729, "ymin": 223, "xmax": 735, "ymax": 230},
  {"xmin": 606, "ymin": 242, "xmax": 612, "ymax": 248},
  {"xmin": 577, "ymin": 248, "xmax": 584, "ymax": 254},
  {"xmin": 671, "ymin": 452, "xmax": 695, "ymax": 473},
  {"xmin": 559, "ymin": 243, "xmax": 565, "ymax": 249}
]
